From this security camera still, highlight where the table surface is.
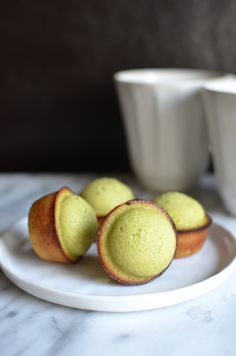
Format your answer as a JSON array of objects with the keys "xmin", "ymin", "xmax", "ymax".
[{"xmin": 0, "ymin": 174, "xmax": 236, "ymax": 356}]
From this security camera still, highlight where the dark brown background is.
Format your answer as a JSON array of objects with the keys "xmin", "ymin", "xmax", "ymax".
[{"xmin": 1, "ymin": 0, "xmax": 236, "ymax": 172}]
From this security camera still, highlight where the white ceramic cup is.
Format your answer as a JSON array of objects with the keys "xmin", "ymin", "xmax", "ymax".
[
  {"xmin": 203, "ymin": 76, "xmax": 236, "ymax": 215},
  {"xmin": 114, "ymin": 69, "xmax": 223, "ymax": 191}
]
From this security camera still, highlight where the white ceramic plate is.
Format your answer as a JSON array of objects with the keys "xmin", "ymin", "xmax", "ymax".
[{"xmin": 0, "ymin": 218, "xmax": 236, "ymax": 312}]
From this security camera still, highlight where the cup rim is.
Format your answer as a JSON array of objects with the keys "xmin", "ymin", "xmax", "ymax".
[
  {"xmin": 203, "ymin": 75, "xmax": 236, "ymax": 95},
  {"xmin": 114, "ymin": 68, "xmax": 224, "ymax": 86}
]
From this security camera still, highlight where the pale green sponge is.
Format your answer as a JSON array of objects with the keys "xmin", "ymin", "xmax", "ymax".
[
  {"xmin": 56, "ymin": 191, "xmax": 98, "ymax": 260},
  {"xmin": 98, "ymin": 200, "xmax": 177, "ymax": 284},
  {"xmin": 81, "ymin": 177, "xmax": 134, "ymax": 217},
  {"xmin": 153, "ymin": 192, "xmax": 206, "ymax": 230}
]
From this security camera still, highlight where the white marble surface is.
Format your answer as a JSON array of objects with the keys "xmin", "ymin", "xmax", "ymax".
[{"xmin": 0, "ymin": 174, "xmax": 236, "ymax": 356}]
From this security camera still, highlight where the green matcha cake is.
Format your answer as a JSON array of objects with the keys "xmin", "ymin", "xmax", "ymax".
[
  {"xmin": 29, "ymin": 187, "xmax": 98, "ymax": 263},
  {"xmin": 153, "ymin": 192, "xmax": 211, "ymax": 258},
  {"xmin": 97, "ymin": 199, "xmax": 177, "ymax": 285},
  {"xmin": 153, "ymin": 192, "xmax": 207, "ymax": 230},
  {"xmin": 81, "ymin": 177, "xmax": 134, "ymax": 221}
]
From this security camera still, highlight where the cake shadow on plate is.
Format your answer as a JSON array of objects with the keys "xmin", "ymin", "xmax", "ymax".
[{"xmin": 16, "ymin": 240, "xmax": 115, "ymax": 284}]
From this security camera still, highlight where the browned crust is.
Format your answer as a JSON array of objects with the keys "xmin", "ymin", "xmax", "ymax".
[
  {"xmin": 97, "ymin": 216, "xmax": 105, "ymax": 225},
  {"xmin": 97, "ymin": 199, "xmax": 177, "ymax": 285},
  {"xmin": 28, "ymin": 187, "xmax": 75, "ymax": 263},
  {"xmin": 175, "ymin": 214, "xmax": 212, "ymax": 258}
]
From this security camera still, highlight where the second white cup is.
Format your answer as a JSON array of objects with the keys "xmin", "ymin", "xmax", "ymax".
[{"xmin": 203, "ymin": 77, "xmax": 236, "ymax": 215}]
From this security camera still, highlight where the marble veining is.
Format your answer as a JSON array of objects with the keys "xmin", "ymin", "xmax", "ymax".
[{"xmin": 0, "ymin": 174, "xmax": 236, "ymax": 356}]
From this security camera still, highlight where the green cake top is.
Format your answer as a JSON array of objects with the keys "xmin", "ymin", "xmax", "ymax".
[
  {"xmin": 153, "ymin": 192, "xmax": 206, "ymax": 230},
  {"xmin": 98, "ymin": 200, "xmax": 176, "ymax": 283},
  {"xmin": 56, "ymin": 189, "xmax": 98, "ymax": 260},
  {"xmin": 81, "ymin": 177, "xmax": 134, "ymax": 217}
]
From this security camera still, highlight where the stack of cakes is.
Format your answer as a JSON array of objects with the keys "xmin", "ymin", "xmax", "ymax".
[{"xmin": 28, "ymin": 177, "xmax": 211, "ymax": 285}]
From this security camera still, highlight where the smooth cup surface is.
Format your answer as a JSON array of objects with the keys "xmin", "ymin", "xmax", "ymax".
[
  {"xmin": 115, "ymin": 69, "xmax": 224, "ymax": 191},
  {"xmin": 203, "ymin": 76, "xmax": 236, "ymax": 215}
]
